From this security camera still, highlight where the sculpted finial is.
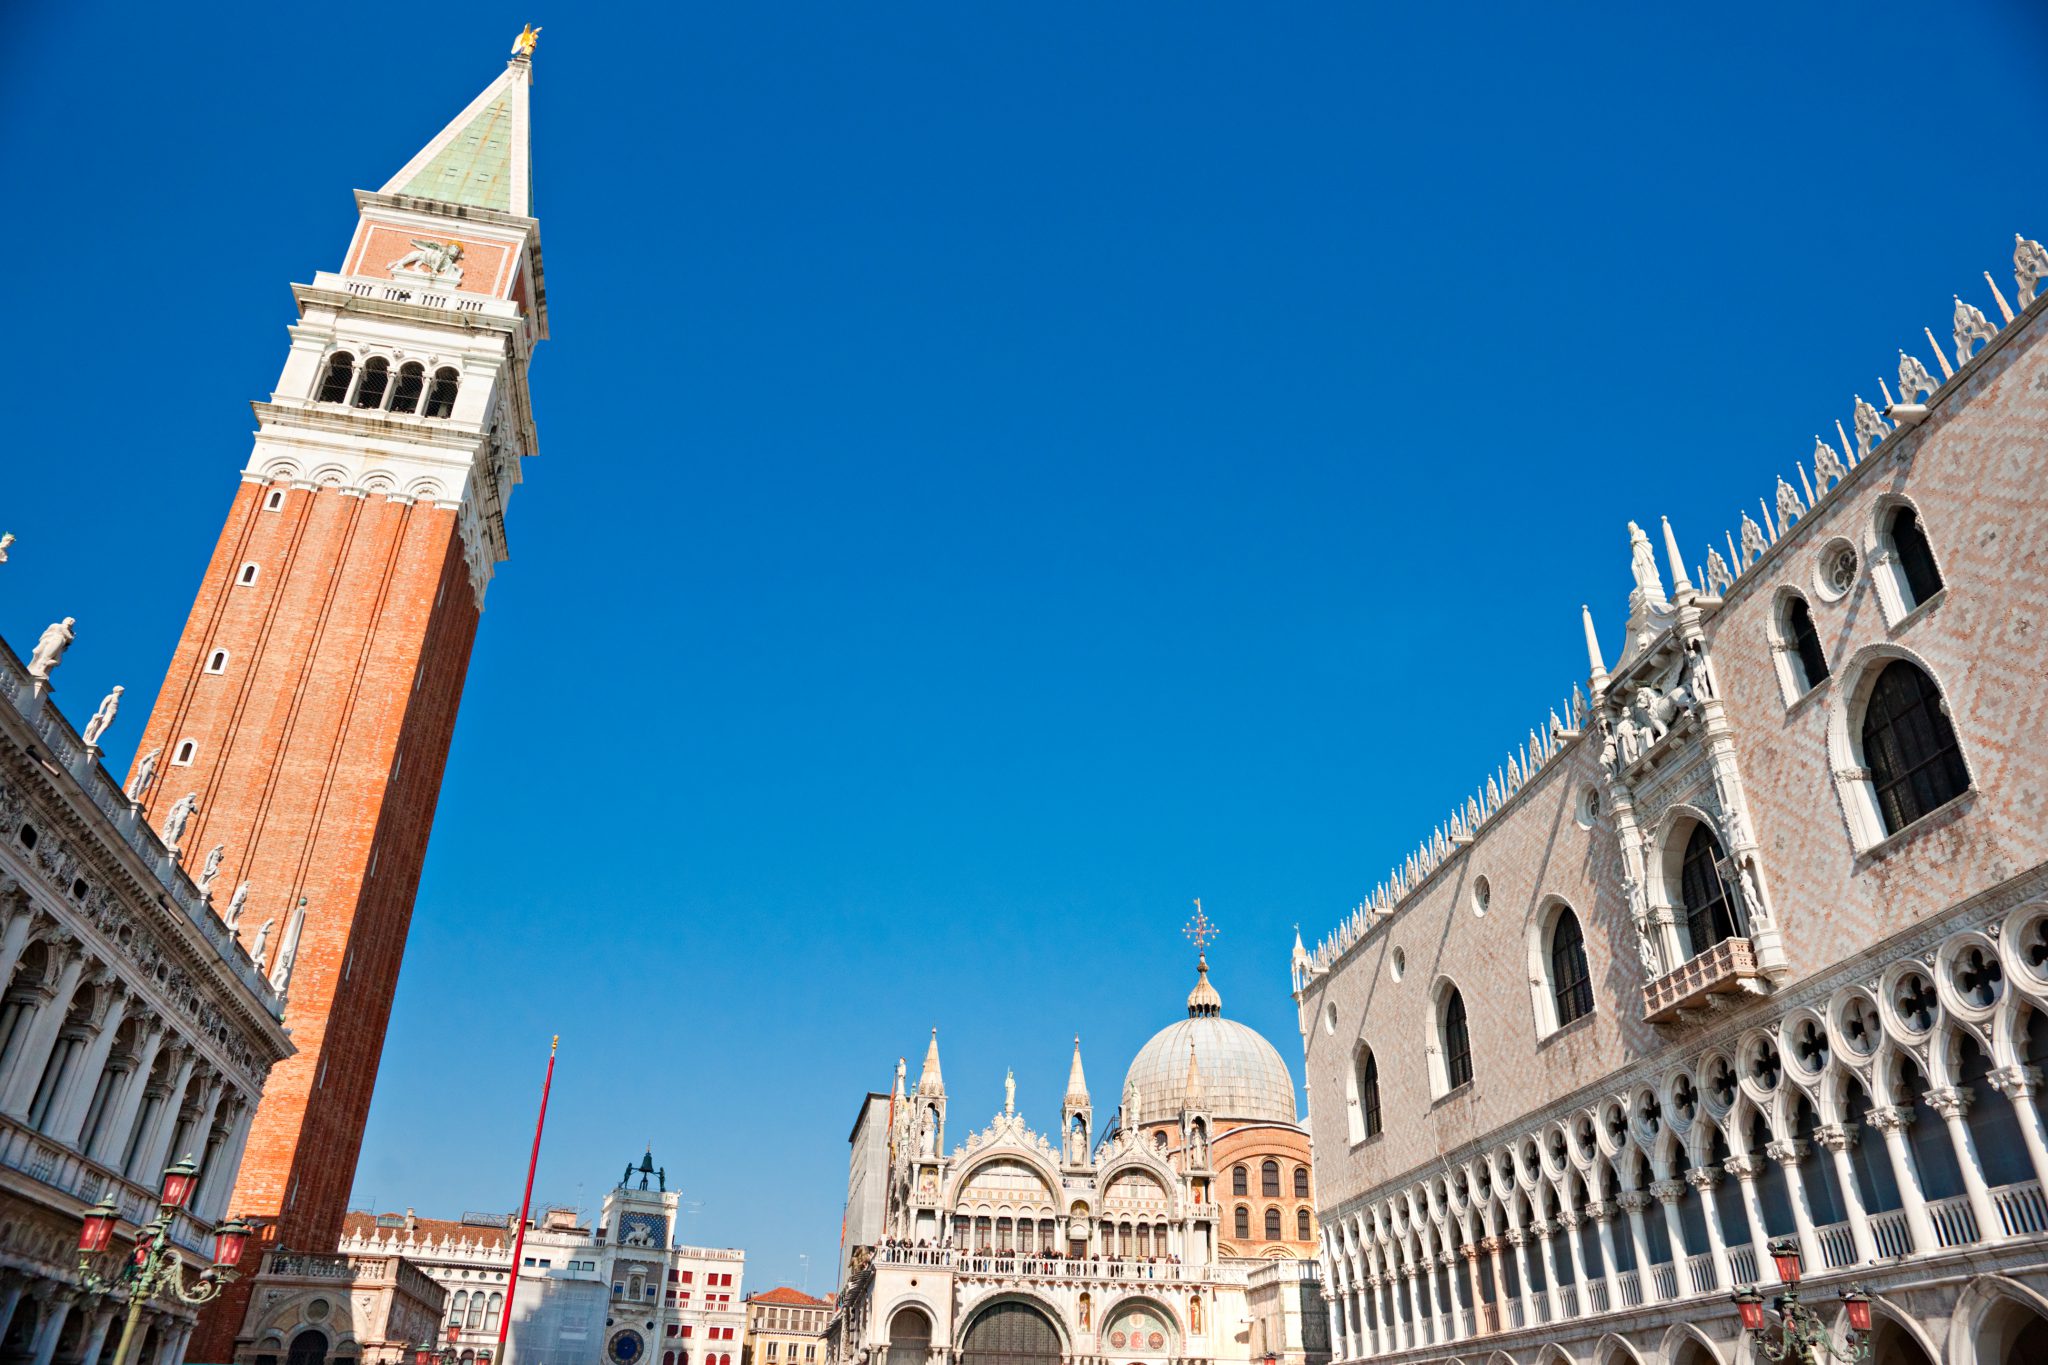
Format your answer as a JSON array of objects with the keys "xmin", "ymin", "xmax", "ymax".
[{"xmin": 511, "ymin": 24, "xmax": 542, "ymax": 58}]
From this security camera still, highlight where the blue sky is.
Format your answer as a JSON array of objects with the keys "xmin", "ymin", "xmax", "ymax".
[{"xmin": 2, "ymin": 1, "xmax": 2043, "ymax": 1293}]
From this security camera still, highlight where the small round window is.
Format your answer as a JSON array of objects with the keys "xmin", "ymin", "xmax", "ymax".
[
  {"xmin": 1471, "ymin": 876, "xmax": 1491, "ymax": 917},
  {"xmin": 1389, "ymin": 946, "xmax": 1406, "ymax": 982},
  {"xmin": 1815, "ymin": 538, "xmax": 1858, "ymax": 602},
  {"xmin": 1323, "ymin": 1002, "xmax": 1338, "ymax": 1035},
  {"xmin": 1575, "ymin": 785, "xmax": 1601, "ymax": 829}
]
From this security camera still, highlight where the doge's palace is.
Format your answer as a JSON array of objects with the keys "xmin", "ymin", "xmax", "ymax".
[{"xmin": 1294, "ymin": 235, "xmax": 2048, "ymax": 1365}]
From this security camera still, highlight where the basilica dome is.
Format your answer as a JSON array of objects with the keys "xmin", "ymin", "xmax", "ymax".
[{"xmin": 1119, "ymin": 956, "xmax": 1300, "ymax": 1130}]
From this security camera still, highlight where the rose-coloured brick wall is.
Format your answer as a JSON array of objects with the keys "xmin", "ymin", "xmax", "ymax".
[
  {"xmin": 129, "ymin": 480, "xmax": 481, "ymax": 1359},
  {"xmin": 1302, "ymin": 300, "xmax": 2048, "ymax": 1216}
]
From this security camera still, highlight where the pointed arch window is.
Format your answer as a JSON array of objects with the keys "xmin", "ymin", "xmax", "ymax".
[
  {"xmin": 1862, "ymin": 660, "xmax": 1968, "ymax": 833},
  {"xmin": 1550, "ymin": 905, "xmax": 1593, "ymax": 1025},
  {"xmin": 316, "ymin": 352, "xmax": 355, "ymax": 404},
  {"xmin": 1679, "ymin": 824, "xmax": 1740, "ymax": 955},
  {"xmin": 1886, "ymin": 507, "xmax": 1943, "ymax": 608},
  {"xmin": 1786, "ymin": 596, "xmax": 1829, "ymax": 691},
  {"xmin": 1357, "ymin": 1049, "xmax": 1381, "ymax": 1138},
  {"xmin": 1260, "ymin": 1160, "xmax": 1280, "ymax": 1197},
  {"xmin": 1441, "ymin": 987, "xmax": 1473, "ymax": 1091}
]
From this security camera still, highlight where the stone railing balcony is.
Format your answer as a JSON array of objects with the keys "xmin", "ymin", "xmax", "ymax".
[{"xmin": 1642, "ymin": 937, "xmax": 1768, "ymax": 1022}]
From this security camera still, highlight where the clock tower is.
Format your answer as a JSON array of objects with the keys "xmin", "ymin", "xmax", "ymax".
[{"xmin": 131, "ymin": 46, "xmax": 550, "ymax": 1358}]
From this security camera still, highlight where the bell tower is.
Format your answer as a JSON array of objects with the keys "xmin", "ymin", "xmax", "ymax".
[{"xmin": 132, "ymin": 44, "xmax": 550, "ymax": 1357}]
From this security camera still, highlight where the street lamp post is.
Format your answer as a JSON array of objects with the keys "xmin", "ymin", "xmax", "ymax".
[
  {"xmin": 1730, "ymin": 1237, "xmax": 1874, "ymax": 1364},
  {"xmin": 76, "ymin": 1157, "xmax": 254, "ymax": 1365}
]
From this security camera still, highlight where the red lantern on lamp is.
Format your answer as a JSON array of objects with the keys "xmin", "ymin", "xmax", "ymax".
[
  {"xmin": 1733, "ymin": 1288, "xmax": 1766, "ymax": 1333},
  {"xmin": 211, "ymin": 1217, "xmax": 252, "ymax": 1269},
  {"xmin": 1767, "ymin": 1236, "xmax": 1803, "ymax": 1286},
  {"xmin": 448, "ymin": 1322, "xmax": 463, "ymax": 1347},
  {"xmin": 78, "ymin": 1198, "xmax": 121, "ymax": 1254},
  {"xmin": 1842, "ymin": 1289, "xmax": 1873, "ymax": 1334},
  {"xmin": 159, "ymin": 1157, "xmax": 200, "ymax": 1212},
  {"xmin": 416, "ymin": 1344, "xmax": 439, "ymax": 1365}
]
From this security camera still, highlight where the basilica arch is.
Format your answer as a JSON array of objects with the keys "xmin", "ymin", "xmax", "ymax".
[{"xmin": 957, "ymin": 1299, "xmax": 1063, "ymax": 1365}]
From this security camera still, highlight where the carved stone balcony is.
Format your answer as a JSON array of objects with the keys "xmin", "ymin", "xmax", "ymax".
[{"xmin": 1642, "ymin": 937, "xmax": 1769, "ymax": 1022}]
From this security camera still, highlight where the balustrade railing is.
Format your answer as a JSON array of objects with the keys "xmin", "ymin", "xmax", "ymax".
[
  {"xmin": 1651, "ymin": 1262, "xmax": 1678, "ymax": 1301},
  {"xmin": 1993, "ymin": 1179, "xmax": 2048, "ymax": 1236},
  {"xmin": 1868, "ymin": 1208, "xmax": 1912, "ymax": 1259},
  {"xmin": 1685, "ymin": 1251, "xmax": 1717, "ymax": 1295},
  {"xmin": 1926, "ymin": 1192, "xmax": 1980, "ymax": 1248},
  {"xmin": 1815, "ymin": 1219, "xmax": 1857, "ymax": 1269},
  {"xmin": 1582, "ymin": 1279, "xmax": 1609, "ymax": 1314},
  {"xmin": 1615, "ymin": 1268, "xmax": 1643, "ymax": 1308},
  {"xmin": 1728, "ymin": 1245, "xmax": 1758, "ymax": 1285}
]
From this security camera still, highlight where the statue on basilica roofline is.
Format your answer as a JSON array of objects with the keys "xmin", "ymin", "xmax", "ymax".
[{"xmin": 81, "ymin": 685, "xmax": 122, "ymax": 748}]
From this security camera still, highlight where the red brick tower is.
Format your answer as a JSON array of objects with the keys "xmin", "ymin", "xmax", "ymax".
[{"xmin": 131, "ymin": 49, "xmax": 549, "ymax": 1358}]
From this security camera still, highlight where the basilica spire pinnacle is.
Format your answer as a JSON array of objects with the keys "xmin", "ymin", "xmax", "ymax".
[
  {"xmin": 917, "ymin": 1028, "xmax": 945, "ymax": 1097},
  {"xmin": 1065, "ymin": 1037, "xmax": 1089, "ymax": 1106}
]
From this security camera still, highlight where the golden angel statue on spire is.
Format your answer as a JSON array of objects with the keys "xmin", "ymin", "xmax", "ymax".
[{"xmin": 511, "ymin": 25, "xmax": 542, "ymax": 58}]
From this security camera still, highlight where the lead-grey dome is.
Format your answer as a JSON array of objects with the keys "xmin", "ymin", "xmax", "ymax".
[{"xmin": 1119, "ymin": 957, "xmax": 1299, "ymax": 1129}]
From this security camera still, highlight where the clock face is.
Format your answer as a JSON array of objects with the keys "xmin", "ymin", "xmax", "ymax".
[{"xmin": 610, "ymin": 1331, "xmax": 646, "ymax": 1365}]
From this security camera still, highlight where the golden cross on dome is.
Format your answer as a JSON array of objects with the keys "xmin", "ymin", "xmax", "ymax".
[{"xmin": 1184, "ymin": 899, "xmax": 1219, "ymax": 953}]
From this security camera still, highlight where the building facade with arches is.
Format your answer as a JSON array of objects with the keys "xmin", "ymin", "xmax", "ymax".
[
  {"xmin": 1293, "ymin": 236, "xmax": 2048, "ymax": 1365},
  {"xmin": 827, "ymin": 960, "xmax": 1328, "ymax": 1365}
]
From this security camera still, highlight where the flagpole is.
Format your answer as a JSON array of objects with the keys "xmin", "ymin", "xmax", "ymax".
[{"xmin": 497, "ymin": 1035, "xmax": 559, "ymax": 1365}]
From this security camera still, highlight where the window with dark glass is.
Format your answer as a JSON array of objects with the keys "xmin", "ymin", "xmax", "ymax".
[
  {"xmin": 1292, "ymin": 1166, "xmax": 1309, "ymax": 1198},
  {"xmin": 1862, "ymin": 660, "xmax": 1968, "ymax": 834},
  {"xmin": 389, "ymin": 361, "xmax": 426, "ymax": 414},
  {"xmin": 1888, "ymin": 508, "xmax": 1944, "ymax": 608},
  {"xmin": 1231, "ymin": 1165, "xmax": 1247, "ymax": 1196},
  {"xmin": 1442, "ymin": 989, "xmax": 1473, "ymax": 1090},
  {"xmin": 1260, "ymin": 1160, "xmax": 1280, "ymax": 1197},
  {"xmin": 424, "ymin": 366, "xmax": 460, "ymax": 419},
  {"xmin": 1264, "ymin": 1207, "xmax": 1282, "ymax": 1240},
  {"xmin": 1550, "ymin": 907, "xmax": 1594, "ymax": 1025},
  {"xmin": 1296, "ymin": 1209, "xmax": 1311, "ymax": 1240},
  {"xmin": 317, "ymin": 352, "xmax": 355, "ymax": 404},
  {"xmin": 1233, "ymin": 1206, "xmax": 1249, "ymax": 1239},
  {"xmin": 1786, "ymin": 596, "xmax": 1829, "ymax": 691},
  {"xmin": 1359, "ymin": 1050, "xmax": 1382, "ymax": 1138},
  {"xmin": 1679, "ymin": 824, "xmax": 1740, "ymax": 955},
  {"xmin": 352, "ymin": 356, "xmax": 391, "ymax": 409}
]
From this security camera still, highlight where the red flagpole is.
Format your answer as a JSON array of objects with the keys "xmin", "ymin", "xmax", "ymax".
[{"xmin": 497, "ymin": 1035, "xmax": 559, "ymax": 1365}]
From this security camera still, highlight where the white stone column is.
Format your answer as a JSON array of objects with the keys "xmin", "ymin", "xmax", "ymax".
[
  {"xmin": 1461, "ymin": 1245, "xmax": 1484, "ymax": 1336},
  {"xmin": 78, "ymin": 1306, "xmax": 117, "ymax": 1365},
  {"xmin": 26, "ymin": 1295, "xmax": 73, "ymax": 1365},
  {"xmin": 1617, "ymin": 1192, "xmax": 1656, "ymax": 1301},
  {"xmin": 1764, "ymin": 1139, "xmax": 1825, "ymax": 1271},
  {"xmin": 1926, "ymin": 1087, "xmax": 2004, "ymax": 1241},
  {"xmin": 47, "ymin": 990, "xmax": 129, "ymax": 1146},
  {"xmin": 197, "ymin": 1098, "xmax": 255, "ymax": 1221},
  {"xmin": 1812, "ymin": 1125, "xmax": 1877, "ymax": 1265},
  {"xmin": 1401, "ymin": 1246, "xmax": 1422, "ymax": 1350},
  {"xmin": 0, "ymin": 949, "xmax": 87, "ymax": 1117},
  {"xmin": 94, "ymin": 1022, "xmax": 163, "ymax": 1168},
  {"xmin": 1722, "ymin": 1155, "xmax": 1777, "ymax": 1284},
  {"xmin": 1652, "ymin": 1181, "xmax": 1689, "ymax": 1293},
  {"xmin": 1558, "ymin": 1210, "xmax": 1592, "ymax": 1317},
  {"xmin": 0, "ymin": 911, "xmax": 37, "ymax": 1001},
  {"xmin": 1867, "ymin": 1106, "xmax": 1937, "ymax": 1253},
  {"xmin": 1686, "ymin": 1169, "xmax": 1734, "ymax": 1288},
  {"xmin": 1534, "ymin": 1219, "xmax": 1562, "ymax": 1321},
  {"xmin": 1506, "ymin": 1228, "xmax": 1536, "ymax": 1326},
  {"xmin": 1483, "ymin": 1235, "xmax": 1507, "ymax": 1332},
  {"xmin": 1587, "ymin": 1202, "xmax": 1623, "ymax": 1309},
  {"xmin": 134, "ymin": 1051, "xmax": 197, "ymax": 1183},
  {"xmin": 1988, "ymin": 1067, "xmax": 2048, "ymax": 1198}
]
